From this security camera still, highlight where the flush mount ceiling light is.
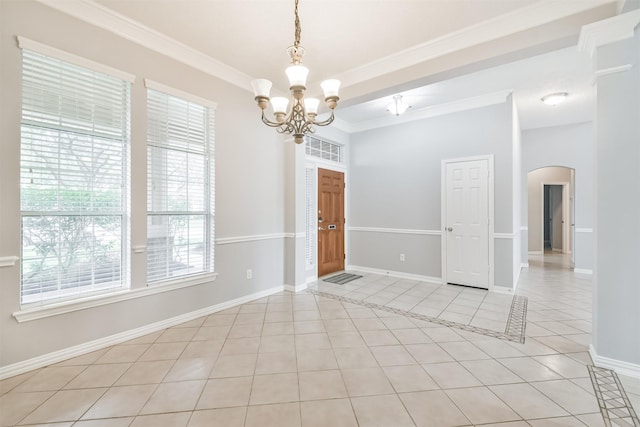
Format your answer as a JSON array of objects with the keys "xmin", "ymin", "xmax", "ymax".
[
  {"xmin": 387, "ymin": 95, "xmax": 411, "ymax": 116},
  {"xmin": 250, "ymin": 0, "xmax": 341, "ymax": 144},
  {"xmin": 541, "ymin": 92, "xmax": 568, "ymax": 106}
]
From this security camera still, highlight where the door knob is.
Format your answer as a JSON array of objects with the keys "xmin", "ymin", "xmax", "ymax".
[
  {"xmin": 318, "ymin": 227, "xmax": 325, "ymax": 231},
  {"xmin": 447, "ymin": 227, "xmax": 453, "ymax": 232}
]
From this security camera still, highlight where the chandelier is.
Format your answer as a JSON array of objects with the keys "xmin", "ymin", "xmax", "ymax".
[
  {"xmin": 250, "ymin": 0, "xmax": 341, "ymax": 144},
  {"xmin": 387, "ymin": 95, "xmax": 411, "ymax": 116}
]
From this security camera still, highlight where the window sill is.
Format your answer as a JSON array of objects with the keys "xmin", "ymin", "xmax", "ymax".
[{"xmin": 13, "ymin": 273, "xmax": 218, "ymax": 323}]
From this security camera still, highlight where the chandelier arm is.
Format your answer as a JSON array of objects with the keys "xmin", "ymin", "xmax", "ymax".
[
  {"xmin": 260, "ymin": 111, "xmax": 289, "ymax": 128},
  {"xmin": 309, "ymin": 112, "xmax": 335, "ymax": 127}
]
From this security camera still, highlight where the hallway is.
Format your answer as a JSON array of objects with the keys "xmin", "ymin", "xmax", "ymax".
[{"xmin": 0, "ymin": 254, "xmax": 638, "ymax": 426}]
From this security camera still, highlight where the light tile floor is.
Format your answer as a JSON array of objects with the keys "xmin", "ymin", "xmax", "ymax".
[{"xmin": 1, "ymin": 253, "xmax": 639, "ymax": 426}]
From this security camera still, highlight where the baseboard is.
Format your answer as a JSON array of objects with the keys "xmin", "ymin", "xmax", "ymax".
[
  {"xmin": 284, "ymin": 283, "xmax": 308, "ymax": 293},
  {"xmin": 590, "ymin": 344, "xmax": 640, "ymax": 379},
  {"xmin": 492, "ymin": 286, "xmax": 515, "ymax": 295},
  {"xmin": 0, "ymin": 285, "xmax": 285, "ymax": 380},
  {"xmin": 346, "ymin": 265, "xmax": 441, "ymax": 284},
  {"xmin": 574, "ymin": 268, "xmax": 593, "ymax": 275},
  {"xmin": 528, "ymin": 251, "xmax": 543, "ymax": 255}
]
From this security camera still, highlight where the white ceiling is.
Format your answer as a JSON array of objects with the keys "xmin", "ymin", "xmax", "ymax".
[{"xmin": 58, "ymin": 0, "xmax": 621, "ymax": 131}]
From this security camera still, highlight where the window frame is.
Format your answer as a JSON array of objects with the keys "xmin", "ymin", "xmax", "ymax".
[
  {"xmin": 18, "ymin": 40, "xmax": 133, "ymax": 308},
  {"xmin": 145, "ymin": 79, "xmax": 217, "ymax": 285}
]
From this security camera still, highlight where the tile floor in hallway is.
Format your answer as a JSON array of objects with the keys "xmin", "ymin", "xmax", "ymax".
[{"xmin": 1, "ymin": 254, "xmax": 639, "ymax": 426}]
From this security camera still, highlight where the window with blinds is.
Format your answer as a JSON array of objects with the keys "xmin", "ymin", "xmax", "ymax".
[
  {"xmin": 305, "ymin": 136, "xmax": 342, "ymax": 163},
  {"xmin": 20, "ymin": 49, "xmax": 131, "ymax": 306},
  {"xmin": 305, "ymin": 167, "xmax": 316, "ymax": 268},
  {"xmin": 146, "ymin": 88, "xmax": 214, "ymax": 283}
]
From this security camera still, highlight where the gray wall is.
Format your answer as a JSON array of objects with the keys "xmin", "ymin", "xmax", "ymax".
[
  {"xmin": 0, "ymin": 1, "xmax": 288, "ymax": 368},
  {"xmin": 521, "ymin": 122, "xmax": 594, "ymax": 271},
  {"xmin": 348, "ymin": 99, "xmax": 518, "ymax": 288},
  {"xmin": 593, "ymin": 28, "xmax": 640, "ymax": 367}
]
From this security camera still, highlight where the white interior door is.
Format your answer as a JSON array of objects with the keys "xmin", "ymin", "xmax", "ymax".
[{"xmin": 445, "ymin": 159, "xmax": 489, "ymax": 289}]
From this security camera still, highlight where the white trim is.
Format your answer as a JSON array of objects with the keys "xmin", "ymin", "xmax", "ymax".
[
  {"xmin": 617, "ymin": 0, "xmax": 628, "ymax": 14},
  {"xmin": 494, "ymin": 232, "xmax": 518, "ymax": 239},
  {"xmin": 520, "ymin": 226, "xmax": 529, "ymax": 231},
  {"xmin": 284, "ymin": 283, "xmax": 308, "ymax": 293},
  {"xmin": 145, "ymin": 79, "xmax": 217, "ymax": 109},
  {"xmin": 327, "ymin": 0, "xmax": 613, "ymax": 89},
  {"xmin": 1, "ymin": 285, "xmax": 284, "ymax": 380},
  {"xmin": 492, "ymin": 286, "xmax": 515, "ymax": 295},
  {"xmin": 346, "ymin": 91, "xmax": 511, "ymax": 133},
  {"xmin": 574, "ymin": 268, "xmax": 593, "ymax": 275},
  {"xmin": 0, "ymin": 256, "xmax": 19, "ymax": 268},
  {"xmin": 521, "ymin": 262, "xmax": 530, "ymax": 268},
  {"xmin": 528, "ymin": 250, "xmax": 544, "ymax": 255},
  {"xmin": 347, "ymin": 265, "xmax": 441, "ymax": 284},
  {"xmin": 578, "ymin": 9, "xmax": 640, "ymax": 56},
  {"xmin": 596, "ymin": 64, "xmax": 634, "ymax": 78},
  {"xmin": 441, "ymin": 155, "xmax": 494, "ymax": 291},
  {"xmin": 17, "ymin": 36, "xmax": 135, "ymax": 82},
  {"xmin": 575, "ymin": 228, "xmax": 594, "ymax": 233},
  {"xmin": 34, "ymin": 0, "xmax": 251, "ymax": 91},
  {"xmin": 348, "ymin": 227, "xmax": 442, "ymax": 236},
  {"xmin": 13, "ymin": 273, "xmax": 218, "ymax": 323},
  {"xmin": 590, "ymin": 344, "xmax": 640, "ymax": 379},
  {"xmin": 216, "ymin": 233, "xmax": 292, "ymax": 245}
]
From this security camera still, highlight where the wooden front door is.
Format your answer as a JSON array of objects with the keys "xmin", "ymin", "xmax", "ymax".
[{"xmin": 317, "ymin": 168, "xmax": 345, "ymax": 276}]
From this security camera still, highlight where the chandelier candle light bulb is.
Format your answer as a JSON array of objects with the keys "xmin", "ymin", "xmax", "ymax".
[{"xmin": 251, "ymin": 0, "xmax": 341, "ymax": 144}]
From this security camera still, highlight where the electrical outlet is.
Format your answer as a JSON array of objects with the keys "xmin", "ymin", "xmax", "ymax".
[
  {"xmin": 400, "ymin": 254, "xmax": 405, "ymax": 262},
  {"xmin": 246, "ymin": 269, "xmax": 252, "ymax": 279}
]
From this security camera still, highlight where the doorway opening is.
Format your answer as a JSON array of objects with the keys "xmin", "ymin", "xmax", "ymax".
[
  {"xmin": 544, "ymin": 184, "xmax": 563, "ymax": 251},
  {"xmin": 527, "ymin": 166, "xmax": 575, "ymax": 268}
]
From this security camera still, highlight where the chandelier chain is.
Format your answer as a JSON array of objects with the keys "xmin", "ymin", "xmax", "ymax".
[{"xmin": 294, "ymin": 0, "xmax": 301, "ymax": 48}]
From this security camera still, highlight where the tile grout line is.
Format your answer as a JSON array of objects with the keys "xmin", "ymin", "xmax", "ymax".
[
  {"xmin": 306, "ymin": 289, "xmax": 526, "ymax": 343},
  {"xmin": 588, "ymin": 364, "xmax": 640, "ymax": 427},
  {"xmin": 504, "ymin": 295, "xmax": 528, "ymax": 344}
]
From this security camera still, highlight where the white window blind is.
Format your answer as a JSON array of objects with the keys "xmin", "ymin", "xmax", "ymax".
[
  {"xmin": 305, "ymin": 167, "xmax": 316, "ymax": 268},
  {"xmin": 305, "ymin": 136, "xmax": 342, "ymax": 163},
  {"xmin": 147, "ymin": 88, "xmax": 215, "ymax": 283},
  {"xmin": 20, "ymin": 49, "xmax": 130, "ymax": 306}
]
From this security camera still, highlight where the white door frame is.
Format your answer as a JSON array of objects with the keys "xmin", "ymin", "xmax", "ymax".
[
  {"xmin": 441, "ymin": 155, "xmax": 494, "ymax": 291},
  {"xmin": 540, "ymin": 181, "xmax": 570, "ymax": 254}
]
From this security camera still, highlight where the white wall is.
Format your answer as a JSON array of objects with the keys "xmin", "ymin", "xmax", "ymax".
[
  {"xmin": 521, "ymin": 122, "xmax": 594, "ymax": 271},
  {"xmin": 0, "ymin": 1, "xmax": 289, "ymax": 370},
  {"xmin": 348, "ymin": 97, "xmax": 518, "ymax": 290},
  {"xmin": 592, "ymin": 26, "xmax": 640, "ymax": 371}
]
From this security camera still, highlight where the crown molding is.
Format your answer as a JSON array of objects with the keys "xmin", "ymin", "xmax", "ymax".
[
  {"xmin": 578, "ymin": 9, "xmax": 640, "ymax": 56},
  {"xmin": 317, "ymin": 0, "xmax": 615, "ymax": 89},
  {"xmin": 37, "ymin": 0, "xmax": 615, "ymax": 95},
  {"xmin": 35, "ymin": 0, "xmax": 253, "ymax": 91},
  {"xmin": 345, "ymin": 90, "xmax": 512, "ymax": 133}
]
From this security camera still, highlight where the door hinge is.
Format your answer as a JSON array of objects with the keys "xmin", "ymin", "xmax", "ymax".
[{"xmin": 344, "ymin": 253, "xmax": 346, "ymax": 260}]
